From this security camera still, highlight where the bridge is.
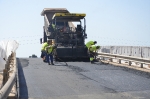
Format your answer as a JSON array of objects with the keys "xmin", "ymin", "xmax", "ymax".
[{"xmin": 0, "ymin": 40, "xmax": 150, "ymax": 99}]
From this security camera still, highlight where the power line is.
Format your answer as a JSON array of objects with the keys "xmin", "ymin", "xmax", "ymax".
[
  {"xmin": 0, "ymin": 35, "xmax": 149, "ymax": 44},
  {"xmin": 19, "ymin": 42, "xmax": 40, "ymax": 45},
  {"xmin": 0, "ymin": 35, "xmax": 42, "ymax": 39},
  {"xmin": 0, "ymin": 35, "xmax": 149, "ymax": 46}
]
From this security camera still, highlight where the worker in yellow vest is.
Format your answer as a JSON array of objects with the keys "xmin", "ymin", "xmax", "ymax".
[
  {"xmin": 45, "ymin": 45, "xmax": 57, "ymax": 65},
  {"xmin": 51, "ymin": 23, "xmax": 56, "ymax": 32},
  {"xmin": 86, "ymin": 41, "xmax": 97, "ymax": 49},
  {"xmin": 85, "ymin": 41, "xmax": 97, "ymax": 54},
  {"xmin": 41, "ymin": 40, "xmax": 51, "ymax": 62},
  {"xmin": 89, "ymin": 45, "xmax": 100, "ymax": 63}
]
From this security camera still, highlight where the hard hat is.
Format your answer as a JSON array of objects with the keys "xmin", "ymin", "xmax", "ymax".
[{"xmin": 94, "ymin": 41, "xmax": 97, "ymax": 44}]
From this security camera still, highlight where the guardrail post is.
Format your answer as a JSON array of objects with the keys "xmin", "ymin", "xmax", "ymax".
[
  {"xmin": 141, "ymin": 63, "xmax": 143, "ymax": 68},
  {"xmin": 98, "ymin": 52, "xmax": 150, "ymax": 69},
  {"xmin": 119, "ymin": 59, "xmax": 121, "ymax": 64},
  {"xmin": 101, "ymin": 57, "xmax": 104, "ymax": 60},
  {"xmin": 129, "ymin": 61, "xmax": 132, "ymax": 66},
  {"xmin": 109, "ymin": 58, "xmax": 113, "ymax": 62}
]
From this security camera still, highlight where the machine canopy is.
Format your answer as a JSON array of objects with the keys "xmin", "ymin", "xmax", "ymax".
[{"xmin": 53, "ymin": 13, "xmax": 86, "ymax": 21}]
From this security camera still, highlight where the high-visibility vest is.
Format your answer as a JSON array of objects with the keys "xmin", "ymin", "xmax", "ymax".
[
  {"xmin": 45, "ymin": 45, "xmax": 53, "ymax": 54},
  {"xmin": 41, "ymin": 42, "xmax": 48, "ymax": 51},
  {"xmin": 86, "ymin": 41, "xmax": 94, "ymax": 48},
  {"xmin": 89, "ymin": 46, "xmax": 97, "ymax": 52},
  {"xmin": 52, "ymin": 24, "xmax": 55, "ymax": 30}
]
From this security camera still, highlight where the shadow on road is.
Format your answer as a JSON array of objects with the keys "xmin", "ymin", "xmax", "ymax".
[{"xmin": 17, "ymin": 58, "xmax": 29, "ymax": 99}]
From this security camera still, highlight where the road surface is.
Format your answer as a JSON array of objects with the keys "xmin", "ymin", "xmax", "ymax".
[{"xmin": 17, "ymin": 58, "xmax": 150, "ymax": 99}]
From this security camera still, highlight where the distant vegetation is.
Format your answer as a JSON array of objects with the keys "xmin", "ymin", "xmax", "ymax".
[{"xmin": 29, "ymin": 54, "xmax": 37, "ymax": 58}]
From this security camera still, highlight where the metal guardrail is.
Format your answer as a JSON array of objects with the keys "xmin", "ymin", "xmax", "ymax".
[
  {"xmin": 0, "ymin": 52, "xmax": 17, "ymax": 99},
  {"xmin": 98, "ymin": 52, "xmax": 150, "ymax": 68}
]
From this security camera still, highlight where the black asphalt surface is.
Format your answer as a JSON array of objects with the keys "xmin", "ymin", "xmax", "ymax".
[{"xmin": 17, "ymin": 58, "xmax": 150, "ymax": 99}]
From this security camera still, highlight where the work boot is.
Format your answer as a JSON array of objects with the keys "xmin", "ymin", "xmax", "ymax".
[
  {"xmin": 90, "ymin": 61, "xmax": 94, "ymax": 64},
  {"xmin": 43, "ymin": 60, "xmax": 47, "ymax": 63},
  {"xmin": 93, "ymin": 59, "xmax": 99, "ymax": 62},
  {"xmin": 51, "ymin": 62, "xmax": 54, "ymax": 65},
  {"xmin": 48, "ymin": 62, "xmax": 51, "ymax": 65}
]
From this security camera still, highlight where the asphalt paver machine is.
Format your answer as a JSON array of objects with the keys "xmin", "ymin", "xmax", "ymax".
[{"xmin": 40, "ymin": 8, "xmax": 90, "ymax": 62}]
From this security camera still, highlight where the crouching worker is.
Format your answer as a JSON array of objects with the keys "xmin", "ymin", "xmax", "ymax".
[
  {"xmin": 45, "ymin": 45, "xmax": 57, "ymax": 65},
  {"xmin": 41, "ymin": 40, "xmax": 51, "ymax": 62},
  {"xmin": 85, "ymin": 41, "xmax": 97, "ymax": 49},
  {"xmin": 89, "ymin": 45, "xmax": 100, "ymax": 64},
  {"xmin": 85, "ymin": 41, "xmax": 97, "ymax": 53}
]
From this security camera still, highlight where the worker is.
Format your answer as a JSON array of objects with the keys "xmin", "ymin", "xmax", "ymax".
[
  {"xmin": 45, "ymin": 45, "xmax": 57, "ymax": 65},
  {"xmin": 89, "ymin": 45, "xmax": 100, "ymax": 63},
  {"xmin": 85, "ymin": 41, "xmax": 97, "ymax": 53},
  {"xmin": 52, "ymin": 23, "xmax": 55, "ymax": 31},
  {"xmin": 85, "ymin": 41, "xmax": 97, "ymax": 49},
  {"xmin": 41, "ymin": 40, "xmax": 51, "ymax": 62}
]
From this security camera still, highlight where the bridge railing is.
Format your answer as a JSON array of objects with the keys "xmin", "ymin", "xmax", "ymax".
[
  {"xmin": 0, "ymin": 40, "xmax": 19, "ymax": 99},
  {"xmin": 97, "ymin": 52, "xmax": 150, "ymax": 69},
  {"xmin": 0, "ymin": 52, "xmax": 17, "ymax": 99}
]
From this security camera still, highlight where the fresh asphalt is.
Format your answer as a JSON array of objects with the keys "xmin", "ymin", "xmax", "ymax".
[{"xmin": 17, "ymin": 58, "xmax": 150, "ymax": 99}]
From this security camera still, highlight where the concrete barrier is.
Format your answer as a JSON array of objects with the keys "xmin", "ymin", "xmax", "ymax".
[{"xmin": 99, "ymin": 46, "xmax": 150, "ymax": 59}]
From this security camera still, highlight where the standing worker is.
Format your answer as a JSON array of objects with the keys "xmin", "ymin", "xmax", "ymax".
[
  {"xmin": 41, "ymin": 39, "xmax": 52, "ymax": 62},
  {"xmin": 45, "ymin": 45, "xmax": 57, "ymax": 65},
  {"xmin": 51, "ymin": 23, "xmax": 56, "ymax": 32},
  {"xmin": 89, "ymin": 45, "xmax": 100, "ymax": 63}
]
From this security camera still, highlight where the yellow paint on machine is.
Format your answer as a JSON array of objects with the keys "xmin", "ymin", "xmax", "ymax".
[{"xmin": 54, "ymin": 13, "xmax": 86, "ymax": 17}]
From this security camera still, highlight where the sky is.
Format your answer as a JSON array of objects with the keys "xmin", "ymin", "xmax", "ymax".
[{"xmin": 0, "ymin": 0, "xmax": 150, "ymax": 57}]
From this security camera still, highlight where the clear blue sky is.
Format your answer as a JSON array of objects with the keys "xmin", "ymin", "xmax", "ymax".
[{"xmin": 0, "ymin": 0, "xmax": 150, "ymax": 57}]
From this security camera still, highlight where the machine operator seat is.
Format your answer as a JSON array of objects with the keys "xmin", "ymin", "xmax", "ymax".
[
  {"xmin": 76, "ymin": 25, "xmax": 83, "ymax": 38},
  {"xmin": 76, "ymin": 25, "xmax": 82, "ymax": 32}
]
